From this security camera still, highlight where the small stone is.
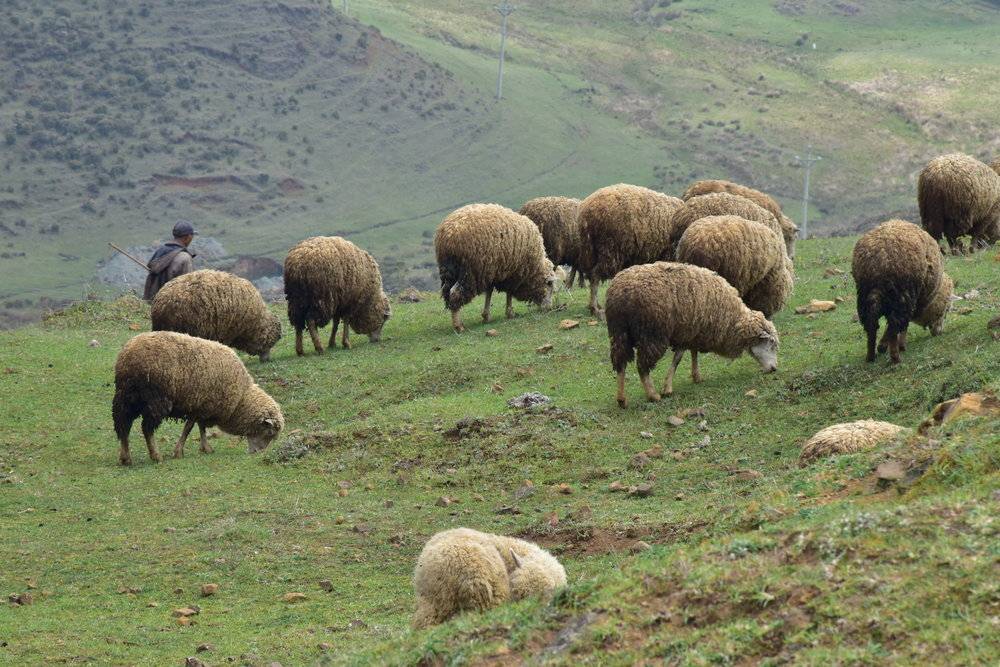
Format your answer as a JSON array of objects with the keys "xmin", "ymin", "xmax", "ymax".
[
  {"xmin": 609, "ymin": 481, "xmax": 627, "ymax": 492},
  {"xmin": 88, "ymin": 339, "xmax": 100, "ymax": 348},
  {"xmin": 735, "ymin": 469, "xmax": 763, "ymax": 481},
  {"xmin": 334, "ymin": 515, "xmax": 345, "ymax": 525},
  {"xmin": 822, "ymin": 267, "xmax": 845, "ymax": 278},
  {"xmin": 643, "ymin": 445, "xmax": 664, "ymax": 458},
  {"xmin": 185, "ymin": 658, "xmax": 206, "ymax": 667},
  {"xmin": 745, "ymin": 389, "xmax": 758, "ymax": 398},
  {"xmin": 473, "ymin": 493, "xmax": 485, "ymax": 502},
  {"xmin": 795, "ymin": 300, "xmax": 837, "ymax": 314},
  {"xmin": 697, "ymin": 420, "xmax": 709, "ymax": 431},
  {"xmin": 674, "ymin": 493, "xmax": 685, "ymax": 501},
  {"xmin": 383, "ymin": 499, "xmax": 394, "ymax": 508},
  {"xmin": 555, "ymin": 483, "xmax": 573, "ymax": 495},
  {"xmin": 587, "ymin": 320, "xmax": 600, "ymax": 326},
  {"xmin": 319, "ymin": 580, "xmax": 334, "ymax": 592},
  {"xmin": 176, "ymin": 617, "xmax": 191, "ymax": 627},
  {"xmin": 558, "ymin": 319, "xmax": 580, "ymax": 330},
  {"xmin": 963, "ymin": 289, "xmax": 980, "ymax": 300},
  {"xmin": 196, "ymin": 643, "xmax": 215, "ymax": 653},
  {"xmin": 640, "ymin": 430, "xmax": 654, "ymax": 438},
  {"xmin": 628, "ymin": 483, "xmax": 654, "ymax": 498},
  {"xmin": 398, "ymin": 287, "xmax": 423, "ymax": 303},
  {"xmin": 491, "ymin": 382, "xmax": 504, "ymax": 393},
  {"xmin": 281, "ymin": 592, "xmax": 308, "ymax": 603},
  {"xmin": 8, "ymin": 592, "xmax": 33, "ymax": 606},
  {"xmin": 876, "ymin": 461, "xmax": 905, "ymax": 481},
  {"xmin": 987, "ymin": 315, "xmax": 1000, "ymax": 330},
  {"xmin": 486, "ymin": 329, "xmax": 500, "ymax": 337},
  {"xmin": 337, "ymin": 480, "xmax": 351, "ymax": 490},
  {"xmin": 352, "ymin": 523, "xmax": 372, "ymax": 535},
  {"xmin": 318, "ymin": 642, "xmax": 333, "ymax": 651},
  {"xmin": 173, "ymin": 587, "xmax": 184, "ymax": 594},
  {"xmin": 147, "ymin": 601, "xmax": 159, "ymax": 608},
  {"xmin": 199, "ymin": 584, "xmax": 219, "ymax": 597},
  {"xmin": 364, "ymin": 483, "xmax": 373, "ymax": 491},
  {"xmin": 958, "ymin": 307, "xmax": 974, "ymax": 315},
  {"xmin": 435, "ymin": 496, "xmax": 452, "ymax": 507},
  {"xmin": 834, "ymin": 296, "xmax": 845, "ymax": 304},
  {"xmin": 536, "ymin": 343, "xmax": 554, "ymax": 354},
  {"xmin": 172, "ymin": 607, "xmax": 199, "ymax": 618},
  {"xmin": 164, "ymin": 527, "xmax": 177, "ymax": 533},
  {"xmin": 628, "ymin": 453, "xmax": 652, "ymax": 470},
  {"xmin": 666, "ymin": 416, "xmax": 685, "ymax": 427},
  {"xmin": 630, "ymin": 540, "xmax": 652, "ymax": 553},
  {"xmin": 496, "ymin": 505, "xmax": 522, "ymax": 515},
  {"xmin": 128, "ymin": 323, "xmax": 141, "ymax": 331},
  {"xmin": 337, "ymin": 488, "xmax": 348, "ymax": 497}
]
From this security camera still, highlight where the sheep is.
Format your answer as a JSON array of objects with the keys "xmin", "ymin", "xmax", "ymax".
[
  {"xmin": 150, "ymin": 269, "xmax": 281, "ymax": 362},
  {"xmin": 991, "ymin": 157, "xmax": 1000, "ymax": 176},
  {"xmin": 852, "ymin": 219, "xmax": 952, "ymax": 364},
  {"xmin": 668, "ymin": 192, "xmax": 785, "ymax": 258},
  {"xmin": 917, "ymin": 153, "xmax": 1000, "ymax": 254},
  {"xmin": 675, "ymin": 215, "xmax": 793, "ymax": 318},
  {"xmin": 434, "ymin": 203, "xmax": 556, "ymax": 333},
  {"xmin": 576, "ymin": 184, "xmax": 683, "ymax": 317},
  {"xmin": 682, "ymin": 179, "xmax": 797, "ymax": 258},
  {"xmin": 799, "ymin": 420, "xmax": 907, "ymax": 464},
  {"xmin": 113, "ymin": 331, "xmax": 284, "ymax": 465},
  {"xmin": 283, "ymin": 236, "xmax": 391, "ymax": 355},
  {"xmin": 606, "ymin": 262, "xmax": 779, "ymax": 407},
  {"xmin": 518, "ymin": 197, "xmax": 585, "ymax": 288},
  {"xmin": 412, "ymin": 527, "xmax": 566, "ymax": 629}
]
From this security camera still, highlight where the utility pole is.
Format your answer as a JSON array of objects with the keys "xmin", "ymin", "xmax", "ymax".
[
  {"xmin": 794, "ymin": 145, "xmax": 822, "ymax": 239},
  {"xmin": 495, "ymin": 2, "xmax": 515, "ymax": 100}
]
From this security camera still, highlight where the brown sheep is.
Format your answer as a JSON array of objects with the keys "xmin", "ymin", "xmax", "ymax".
[
  {"xmin": 606, "ymin": 262, "xmax": 779, "ymax": 407},
  {"xmin": 576, "ymin": 184, "xmax": 683, "ymax": 317},
  {"xmin": 518, "ymin": 197, "xmax": 585, "ymax": 288},
  {"xmin": 434, "ymin": 204, "xmax": 555, "ymax": 333},
  {"xmin": 682, "ymin": 179, "xmax": 796, "ymax": 258},
  {"xmin": 283, "ymin": 237, "xmax": 391, "ymax": 355},
  {"xmin": 151, "ymin": 269, "xmax": 281, "ymax": 362},
  {"xmin": 668, "ymin": 192, "xmax": 784, "ymax": 257},
  {"xmin": 852, "ymin": 220, "xmax": 952, "ymax": 363},
  {"xmin": 675, "ymin": 216, "xmax": 793, "ymax": 318},
  {"xmin": 113, "ymin": 332, "xmax": 284, "ymax": 465},
  {"xmin": 991, "ymin": 157, "xmax": 1000, "ymax": 176},
  {"xmin": 917, "ymin": 153, "xmax": 1000, "ymax": 253}
]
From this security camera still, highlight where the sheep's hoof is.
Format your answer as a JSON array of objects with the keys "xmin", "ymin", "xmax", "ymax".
[
  {"xmin": 876, "ymin": 344, "xmax": 887, "ymax": 354},
  {"xmin": 295, "ymin": 350, "xmax": 304, "ymax": 357},
  {"xmin": 646, "ymin": 393, "xmax": 661, "ymax": 403},
  {"xmin": 119, "ymin": 457, "xmax": 132, "ymax": 466},
  {"xmin": 505, "ymin": 310, "xmax": 515, "ymax": 320},
  {"xmin": 200, "ymin": 445, "xmax": 214, "ymax": 455},
  {"xmin": 453, "ymin": 326, "xmax": 465, "ymax": 333},
  {"xmin": 692, "ymin": 375, "xmax": 703, "ymax": 384},
  {"xmin": 173, "ymin": 449, "xmax": 184, "ymax": 459},
  {"xmin": 617, "ymin": 398, "xmax": 628, "ymax": 409},
  {"xmin": 342, "ymin": 341, "xmax": 351, "ymax": 350},
  {"xmin": 481, "ymin": 314, "xmax": 491, "ymax": 323},
  {"xmin": 150, "ymin": 453, "xmax": 163, "ymax": 463}
]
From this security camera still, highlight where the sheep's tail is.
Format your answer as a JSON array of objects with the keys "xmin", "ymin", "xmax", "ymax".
[
  {"xmin": 438, "ymin": 257, "xmax": 469, "ymax": 310},
  {"xmin": 608, "ymin": 319, "xmax": 635, "ymax": 373},
  {"xmin": 857, "ymin": 285, "xmax": 882, "ymax": 332},
  {"xmin": 112, "ymin": 386, "xmax": 132, "ymax": 442}
]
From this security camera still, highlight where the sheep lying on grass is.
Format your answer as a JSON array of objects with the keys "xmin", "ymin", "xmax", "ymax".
[
  {"xmin": 113, "ymin": 332, "xmax": 284, "ymax": 465},
  {"xmin": 576, "ymin": 184, "xmax": 683, "ymax": 317},
  {"xmin": 918, "ymin": 153, "xmax": 1000, "ymax": 253},
  {"xmin": 519, "ymin": 196, "xmax": 585, "ymax": 288},
  {"xmin": 799, "ymin": 420, "xmax": 907, "ymax": 464},
  {"xmin": 682, "ymin": 179, "xmax": 796, "ymax": 258},
  {"xmin": 150, "ymin": 269, "xmax": 281, "ymax": 362},
  {"xmin": 435, "ymin": 204, "xmax": 555, "ymax": 333},
  {"xmin": 606, "ymin": 262, "xmax": 779, "ymax": 407},
  {"xmin": 675, "ymin": 215, "xmax": 793, "ymax": 318},
  {"xmin": 412, "ymin": 528, "xmax": 566, "ymax": 629},
  {"xmin": 852, "ymin": 220, "xmax": 953, "ymax": 364},
  {"xmin": 284, "ymin": 236, "xmax": 391, "ymax": 355}
]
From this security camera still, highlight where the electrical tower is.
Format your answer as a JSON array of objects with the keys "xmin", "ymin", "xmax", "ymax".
[
  {"xmin": 495, "ymin": 2, "xmax": 515, "ymax": 100},
  {"xmin": 794, "ymin": 146, "xmax": 822, "ymax": 239}
]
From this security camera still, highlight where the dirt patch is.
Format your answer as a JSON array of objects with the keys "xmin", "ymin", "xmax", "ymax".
[
  {"xmin": 150, "ymin": 173, "xmax": 260, "ymax": 192},
  {"xmin": 520, "ymin": 520, "xmax": 709, "ymax": 557},
  {"xmin": 278, "ymin": 177, "xmax": 306, "ymax": 194}
]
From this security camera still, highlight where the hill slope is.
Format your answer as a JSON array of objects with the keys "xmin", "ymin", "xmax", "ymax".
[
  {"xmin": 3, "ymin": 0, "xmax": 1000, "ymax": 326},
  {"xmin": 1, "ymin": 237, "xmax": 998, "ymax": 664}
]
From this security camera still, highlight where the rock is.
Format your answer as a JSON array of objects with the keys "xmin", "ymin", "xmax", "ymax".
[
  {"xmin": 491, "ymin": 382, "xmax": 504, "ymax": 394},
  {"xmin": 88, "ymin": 339, "xmax": 100, "ymax": 348},
  {"xmin": 875, "ymin": 461, "xmax": 905, "ymax": 481},
  {"xmin": 958, "ymin": 306, "xmax": 974, "ymax": 315},
  {"xmin": 128, "ymin": 323, "xmax": 141, "ymax": 331},
  {"xmin": 834, "ymin": 296, "xmax": 845, "ymax": 304},
  {"xmin": 608, "ymin": 481, "xmax": 627, "ymax": 492},
  {"xmin": 318, "ymin": 642, "xmax": 333, "ymax": 651},
  {"xmin": 172, "ymin": 607, "xmax": 199, "ymax": 617},
  {"xmin": 352, "ymin": 523, "xmax": 372, "ymax": 535},
  {"xmin": 496, "ymin": 506, "xmax": 522, "ymax": 515},
  {"xmin": 822, "ymin": 267, "xmax": 845, "ymax": 278},
  {"xmin": 987, "ymin": 315, "xmax": 1000, "ymax": 330},
  {"xmin": 628, "ymin": 483, "xmax": 654, "ymax": 498},
  {"xmin": 147, "ymin": 601, "xmax": 159, "ymax": 608},
  {"xmin": 334, "ymin": 515, "xmax": 345, "ymax": 525},
  {"xmin": 962, "ymin": 289, "xmax": 980, "ymax": 300},
  {"xmin": 795, "ymin": 300, "xmax": 837, "ymax": 315},
  {"xmin": 919, "ymin": 392, "xmax": 1000, "ymax": 434},
  {"xmin": 628, "ymin": 453, "xmax": 652, "ymax": 470},
  {"xmin": 173, "ymin": 587, "xmax": 184, "ymax": 594},
  {"xmin": 745, "ymin": 389, "xmax": 758, "ymax": 398},
  {"xmin": 281, "ymin": 592, "xmax": 308, "ymax": 603},
  {"xmin": 398, "ymin": 287, "xmax": 424, "ymax": 303},
  {"xmin": 486, "ymin": 329, "xmax": 500, "ymax": 337},
  {"xmin": 640, "ymin": 431, "xmax": 654, "ymax": 439},
  {"xmin": 185, "ymin": 658, "xmax": 207, "ymax": 667},
  {"xmin": 643, "ymin": 445, "xmax": 664, "ymax": 458},
  {"xmin": 666, "ymin": 416, "xmax": 685, "ymax": 427},
  {"xmin": 630, "ymin": 541, "xmax": 652, "ymax": 553},
  {"xmin": 473, "ymin": 493, "xmax": 485, "ymax": 502},
  {"xmin": 674, "ymin": 493, "xmax": 685, "ymax": 501},
  {"xmin": 558, "ymin": 319, "xmax": 580, "ymax": 330},
  {"xmin": 8, "ymin": 592, "xmax": 33, "ymax": 606},
  {"xmin": 337, "ymin": 488, "xmax": 348, "ymax": 498},
  {"xmin": 507, "ymin": 392, "xmax": 552, "ymax": 409},
  {"xmin": 555, "ymin": 483, "xmax": 573, "ymax": 495},
  {"xmin": 587, "ymin": 320, "xmax": 600, "ymax": 326},
  {"xmin": 200, "ymin": 584, "xmax": 219, "ymax": 597},
  {"xmin": 319, "ymin": 580, "xmax": 334, "ymax": 592},
  {"xmin": 734, "ymin": 469, "xmax": 763, "ymax": 481},
  {"xmin": 536, "ymin": 343, "xmax": 554, "ymax": 354},
  {"xmin": 196, "ymin": 643, "xmax": 215, "ymax": 653},
  {"xmin": 435, "ymin": 496, "xmax": 452, "ymax": 507}
]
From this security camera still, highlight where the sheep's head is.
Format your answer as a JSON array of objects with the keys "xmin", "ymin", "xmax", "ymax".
[
  {"xmin": 247, "ymin": 414, "xmax": 283, "ymax": 453},
  {"xmin": 353, "ymin": 291, "xmax": 392, "ymax": 341},
  {"xmin": 539, "ymin": 259, "xmax": 556, "ymax": 309},
  {"xmin": 920, "ymin": 273, "xmax": 953, "ymax": 335},
  {"xmin": 748, "ymin": 317, "xmax": 779, "ymax": 373},
  {"xmin": 367, "ymin": 292, "xmax": 392, "ymax": 342},
  {"xmin": 508, "ymin": 549, "xmax": 564, "ymax": 601},
  {"xmin": 258, "ymin": 314, "xmax": 283, "ymax": 362}
]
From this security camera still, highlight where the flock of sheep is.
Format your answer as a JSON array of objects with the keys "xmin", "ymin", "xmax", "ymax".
[{"xmin": 108, "ymin": 151, "xmax": 1000, "ymax": 628}]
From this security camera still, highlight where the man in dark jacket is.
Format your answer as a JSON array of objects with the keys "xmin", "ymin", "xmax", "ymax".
[{"xmin": 143, "ymin": 220, "xmax": 198, "ymax": 301}]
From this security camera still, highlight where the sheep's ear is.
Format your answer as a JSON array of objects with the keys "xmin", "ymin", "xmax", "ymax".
[
  {"xmin": 262, "ymin": 417, "xmax": 278, "ymax": 428},
  {"xmin": 510, "ymin": 549, "xmax": 523, "ymax": 569}
]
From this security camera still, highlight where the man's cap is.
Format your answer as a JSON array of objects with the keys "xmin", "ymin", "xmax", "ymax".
[{"xmin": 172, "ymin": 220, "xmax": 198, "ymax": 238}]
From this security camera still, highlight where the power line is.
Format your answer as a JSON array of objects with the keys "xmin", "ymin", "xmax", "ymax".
[
  {"xmin": 794, "ymin": 145, "xmax": 822, "ymax": 239},
  {"xmin": 494, "ymin": 2, "xmax": 515, "ymax": 100}
]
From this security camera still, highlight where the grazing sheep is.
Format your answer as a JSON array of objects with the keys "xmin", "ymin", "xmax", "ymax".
[
  {"xmin": 150, "ymin": 269, "xmax": 281, "ymax": 362},
  {"xmin": 682, "ymin": 179, "xmax": 796, "ymax": 258},
  {"xmin": 917, "ymin": 153, "xmax": 1000, "ymax": 253},
  {"xmin": 675, "ymin": 215, "xmax": 793, "ymax": 318},
  {"xmin": 606, "ymin": 262, "xmax": 779, "ymax": 407},
  {"xmin": 518, "ymin": 197, "xmax": 585, "ymax": 288},
  {"xmin": 412, "ymin": 528, "xmax": 566, "ymax": 629},
  {"xmin": 668, "ymin": 193, "xmax": 785, "ymax": 257},
  {"xmin": 435, "ymin": 204, "xmax": 555, "ymax": 333},
  {"xmin": 991, "ymin": 157, "xmax": 1000, "ymax": 176},
  {"xmin": 283, "ymin": 236, "xmax": 391, "ymax": 355},
  {"xmin": 113, "ymin": 331, "xmax": 284, "ymax": 465},
  {"xmin": 852, "ymin": 220, "xmax": 952, "ymax": 364},
  {"xmin": 576, "ymin": 184, "xmax": 683, "ymax": 316},
  {"xmin": 799, "ymin": 420, "xmax": 907, "ymax": 464}
]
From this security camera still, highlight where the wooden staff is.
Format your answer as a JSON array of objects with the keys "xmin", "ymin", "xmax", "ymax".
[{"xmin": 108, "ymin": 243, "xmax": 150, "ymax": 272}]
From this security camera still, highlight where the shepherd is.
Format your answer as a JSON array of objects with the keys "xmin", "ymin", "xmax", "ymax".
[{"xmin": 142, "ymin": 220, "xmax": 198, "ymax": 301}]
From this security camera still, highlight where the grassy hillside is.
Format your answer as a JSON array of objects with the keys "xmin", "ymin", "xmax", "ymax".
[
  {"xmin": 2, "ymin": 237, "xmax": 999, "ymax": 664},
  {"xmin": 2, "ymin": 0, "xmax": 1000, "ymax": 326}
]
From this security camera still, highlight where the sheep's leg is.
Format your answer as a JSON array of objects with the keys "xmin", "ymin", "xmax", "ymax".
[
  {"xmin": 118, "ymin": 431, "xmax": 132, "ymax": 467},
  {"xmin": 341, "ymin": 325, "xmax": 351, "ymax": 350},
  {"xmin": 899, "ymin": 325, "xmax": 909, "ymax": 352},
  {"xmin": 566, "ymin": 267, "xmax": 577, "ymax": 290},
  {"xmin": 328, "ymin": 317, "xmax": 340, "ymax": 349},
  {"xmin": 616, "ymin": 371, "xmax": 628, "ymax": 409},
  {"xmin": 663, "ymin": 349, "xmax": 685, "ymax": 396},
  {"xmin": 884, "ymin": 321, "xmax": 903, "ymax": 364},
  {"xmin": 690, "ymin": 351, "xmax": 702, "ymax": 383},
  {"xmin": 173, "ymin": 418, "xmax": 196, "ymax": 459},
  {"xmin": 307, "ymin": 320, "xmax": 324, "ymax": 354},
  {"xmin": 451, "ymin": 310, "xmax": 465, "ymax": 333},
  {"xmin": 640, "ymin": 372, "xmax": 661, "ymax": 403},
  {"xmin": 505, "ymin": 293, "xmax": 514, "ymax": 320},
  {"xmin": 578, "ymin": 272, "xmax": 587, "ymax": 289},
  {"xmin": 876, "ymin": 328, "xmax": 892, "ymax": 355},
  {"xmin": 481, "ymin": 288, "xmax": 493, "ymax": 323},
  {"xmin": 198, "ymin": 423, "xmax": 213, "ymax": 454},
  {"xmin": 141, "ymin": 418, "xmax": 163, "ymax": 463},
  {"xmin": 589, "ymin": 278, "xmax": 602, "ymax": 319},
  {"xmin": 294, "ymin": 327, "xmax": 304, "ymax": 356}
]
